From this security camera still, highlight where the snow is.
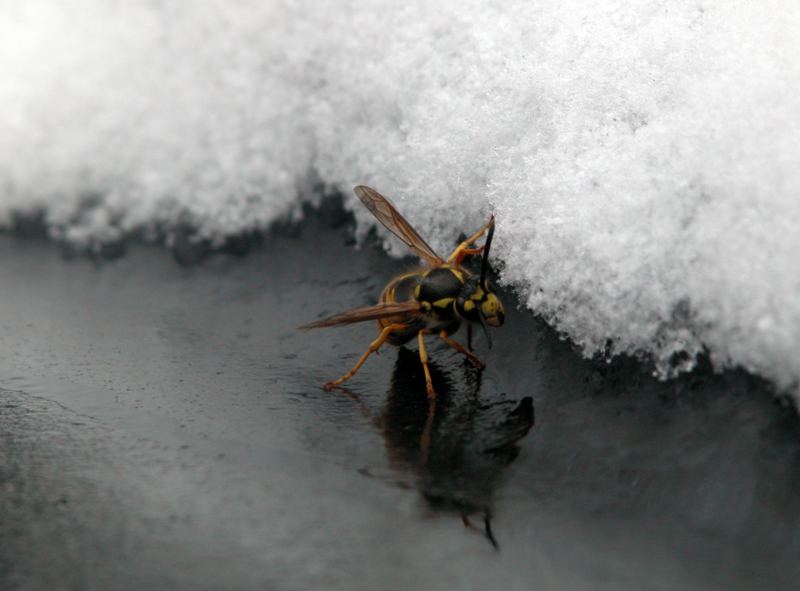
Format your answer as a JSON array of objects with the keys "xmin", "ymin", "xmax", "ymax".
[{"xmin": 1, "ymin": 0, "xmax": 799, "ymax": 398}]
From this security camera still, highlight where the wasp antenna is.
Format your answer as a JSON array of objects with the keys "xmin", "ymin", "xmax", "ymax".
[{"xmin": 480, "ymin": 217, "xmax": 496, "ymax": 287}]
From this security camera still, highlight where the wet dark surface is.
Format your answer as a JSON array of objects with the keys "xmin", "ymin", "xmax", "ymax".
[{"xmin": 1, "ymin": 211, "xmax": 800, "ymax": 590}]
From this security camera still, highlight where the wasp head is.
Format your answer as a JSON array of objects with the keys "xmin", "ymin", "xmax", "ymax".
[
  {"xmin": 454, "ymin": 218, "xmax": 504, "ymax": 345},
  {"xmin": 455, "ymin": 278, "xmax": 505, "ymax": 328}
]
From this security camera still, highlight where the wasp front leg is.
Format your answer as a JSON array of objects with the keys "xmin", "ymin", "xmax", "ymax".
[
  {"xmin": 439, "ymin": 330, "xmax": 485, "ymax": 369},
  {"xmin": 447, "ymin": 215, "xmax": 495, "ymax": 266},
  {"xmin": 324, "ymin": 323, "xmax": 407, "ymax": 391}
]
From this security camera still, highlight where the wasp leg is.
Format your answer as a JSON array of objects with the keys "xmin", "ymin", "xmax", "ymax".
[
  {"xmin": 447, "ymin": 216, "xmax": 494, "ymax": 265},
  {"xmin": 324, "ymin": 323, "xmax": 406, "ymax": 391},
  {"xmin": 439, "ymin": 330, "xmax": 485, "ymax": 369},
  {"xmin": 452, "ymin": 246, "xmax": 484, "ymax": 266},
  {"xmin": 417, "ymin": 329, "xmax": 436, "ymax": 399}
]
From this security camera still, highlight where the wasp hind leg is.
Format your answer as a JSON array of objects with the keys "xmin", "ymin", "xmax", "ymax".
[
  {"xmin": 417, "ymin": 329, "xmax": 437, "ymax": 399},
  {"xmin": 439, "ymin": 330, "xmax": 485, "ymax": 369},
  {"xmin": 324, "ymin": 323, "xmax": 406, "ymax": 391}
]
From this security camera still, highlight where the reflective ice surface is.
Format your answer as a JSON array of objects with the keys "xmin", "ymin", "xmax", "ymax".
[{"xmin": 1, "ymin": 213, "xmax": 799, "ymax": 590}]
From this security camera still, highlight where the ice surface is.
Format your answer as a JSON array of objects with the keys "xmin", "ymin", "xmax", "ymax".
[{"xmin": 1, "ymin": 1, "xmax": 799, "ymax": 399}]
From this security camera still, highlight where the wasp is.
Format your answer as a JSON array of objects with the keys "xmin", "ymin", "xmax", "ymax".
[{"xmin": 300, "ymin": 186, "xmax": 504, "ymax": 398}]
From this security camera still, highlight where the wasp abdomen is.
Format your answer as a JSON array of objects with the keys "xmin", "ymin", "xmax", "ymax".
[
  {"xmin": 379, "ymin": 272, "xmax": 426, "ymax": 345},
  {"xmin": 382, "ymin": 272, "xmax": 422, "ymax": 304}
]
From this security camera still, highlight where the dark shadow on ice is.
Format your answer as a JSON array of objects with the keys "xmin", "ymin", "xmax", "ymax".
[{"xmin": 372, "ymin": 348, "xmax": 534, "ymax": 549}]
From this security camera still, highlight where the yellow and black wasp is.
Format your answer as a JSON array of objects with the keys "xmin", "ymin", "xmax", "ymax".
[{"xmin": 301, "ymin": 186, "xmax": 504, "ymax": 398}]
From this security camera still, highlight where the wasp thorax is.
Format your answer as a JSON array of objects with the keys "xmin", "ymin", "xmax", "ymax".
[{"xmin": 413, "ymin": 266, "xmax": 466, "ymax": 319}]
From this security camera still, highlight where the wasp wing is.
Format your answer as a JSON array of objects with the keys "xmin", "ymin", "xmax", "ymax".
[
  {"xmin": 299, "ymin": 300, "xmax": 422, "ymax": 330},
  {"xmin": 354, "ymin": 185, "xmax": 445, "ymax": 266}
]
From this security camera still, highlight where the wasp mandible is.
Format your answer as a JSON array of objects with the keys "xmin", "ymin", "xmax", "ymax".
[{"xmin": 300, "ymin": 186, "xmax": 504, "ymax": 398}]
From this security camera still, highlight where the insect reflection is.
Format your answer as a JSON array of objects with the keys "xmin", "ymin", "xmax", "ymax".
[{"xmin": 352, "ymin": 348, "xmax": 534, "ymax": 549}]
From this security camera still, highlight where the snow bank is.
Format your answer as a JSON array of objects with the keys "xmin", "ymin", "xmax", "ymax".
[{"xmin": 2, "ymin": 1, "xmax": 799, "ymax": 397}]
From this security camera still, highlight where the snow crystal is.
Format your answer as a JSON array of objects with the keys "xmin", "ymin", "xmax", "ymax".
[{"xmin": 1, "ymin": 1, "xmax": 799, "ymax": 399}]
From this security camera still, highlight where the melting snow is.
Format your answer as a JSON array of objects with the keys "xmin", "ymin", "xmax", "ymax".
[{"xmin": 1, "ymin": 0, "xmax": 799, "ymax": 398}]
